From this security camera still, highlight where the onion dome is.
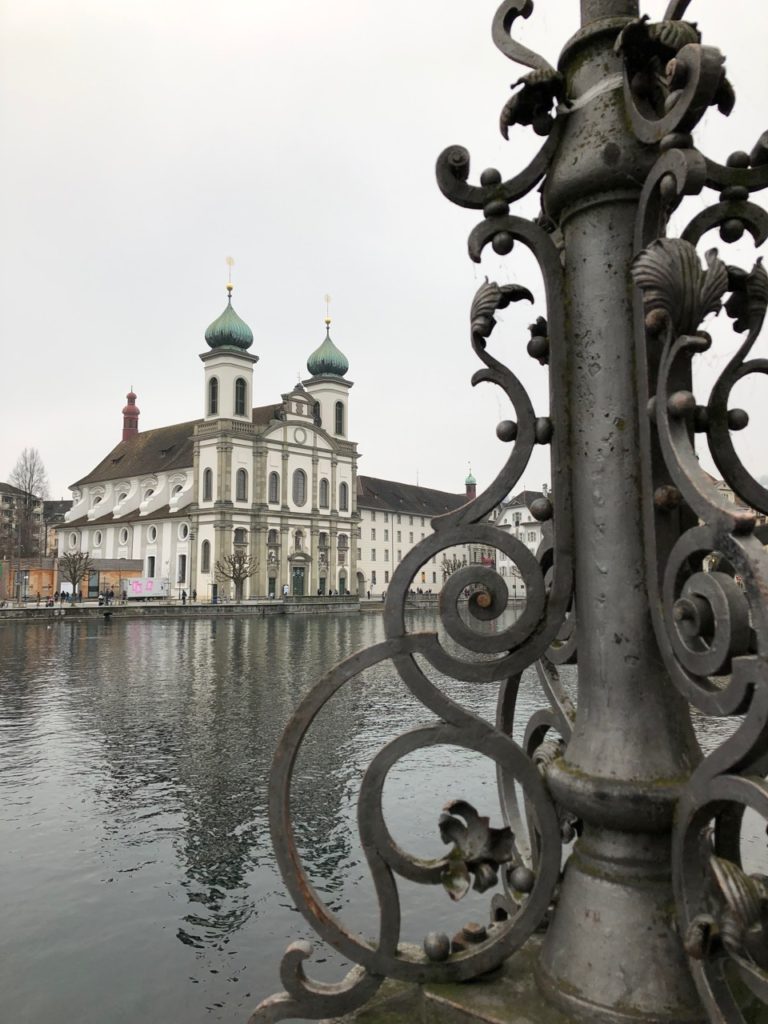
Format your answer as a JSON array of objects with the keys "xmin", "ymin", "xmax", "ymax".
[
  {"xmin": 306, "ymin": 318, "xmax": 349, "ymax": 377},
  {"xmin": 465, "ymin": 469, "xmax": 477, "ymax": 486},
  {"xmin": 122, "ymin": 390, "xmax": 140, "ymax": 417},
  {"xmin": 204, "ymin": 284, "xmax": 254, "ymax": 350}
]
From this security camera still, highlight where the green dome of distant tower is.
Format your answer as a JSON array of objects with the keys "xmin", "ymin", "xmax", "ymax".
[
  {"xmin": 307, "ymin": 318, "xmax": 349, "ymax": 377},
  {"xmin": 205, "ymin": 284, "xmax": 254, "ymax": 350},
  {"xmin": 465, "ymin": 469, "xmax": 477, "ymax": 486}
]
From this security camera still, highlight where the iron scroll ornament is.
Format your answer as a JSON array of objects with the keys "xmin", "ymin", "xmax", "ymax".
[
  {"xmin": 250, "ymin": 254, "xmax": 574, "ymax": 1020},
  {"xmin": 625, "ymin": 10, "xmax": 768, "ymax": 1017},
  {"xmin": 251, "ymin": 59, "xmax": 576, "ymax": 1023}
]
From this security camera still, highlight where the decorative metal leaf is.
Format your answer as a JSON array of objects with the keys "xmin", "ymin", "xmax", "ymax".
[
  {"xmin": 500, "ymin": 68, "xmax": 564, "ymax": 139},
  {"xmin": 438, "ymin": 800, "xmax": 516, "ymax": 900},
  {"xmin": 724, "ymin": 259, "xmax": 768, "ymax": 335},
  {"xmin": 470, "ymin": 278, "xmax": 534, "ymax": 344},
  {"xmin": 711, "ymin": 856, "xmax": 765, "ymax": 930},
  {"xmin": 632, "ymin": 239, "xmax": 729, "ymax": 336}
]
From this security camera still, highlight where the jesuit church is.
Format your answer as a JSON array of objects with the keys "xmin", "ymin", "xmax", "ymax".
[{"xmin": 61, "ymin": 285, "xmax": 474, "ymax": 599}]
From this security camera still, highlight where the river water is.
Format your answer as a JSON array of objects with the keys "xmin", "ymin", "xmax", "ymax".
[{"xmin": 0, "ymin": 612, "xmax": 754, "ymax": 1024}]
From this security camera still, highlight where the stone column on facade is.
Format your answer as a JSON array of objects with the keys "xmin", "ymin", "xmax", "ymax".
[
  {"xmin": 249, "ymin": 519, "xmax": 262, "ymax": 599},
  {"xmin": 217, "ymin": 437, "xmax": 233, "ymax": 505},
  {"xmin": 309, "ymin": 520, "xmax": 318, "ymax": 595},
  {"xmin": 311, "ymin": 452, "xmax": 319, "ymax": 513},
  {"xmin": 328, "ymin": 524, "xmax": 338, "ymax": 594},
  {"xmin": 253, "ymin": 445, "xmax": 267, "ymax": 508},
  {"xmin": 280, "ymin": 449, "xmax": 289, "ymax": 511},
  {"xmin": 330, "ymin": 457, "xmax": 338, "ymax": 514},
  {"xmin": 280, "ymin": 523, "xmax": 290, "ymax": 595}
]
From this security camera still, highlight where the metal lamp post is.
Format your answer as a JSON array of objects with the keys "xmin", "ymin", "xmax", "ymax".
[{"xmin": 254, "ymin": 2, "xmax": 768, "ymax": 1022}]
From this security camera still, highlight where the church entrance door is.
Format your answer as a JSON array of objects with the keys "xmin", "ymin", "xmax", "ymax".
[{"xmin": 292, "ymin": 566, "xmax": 305, "ymax": 597}]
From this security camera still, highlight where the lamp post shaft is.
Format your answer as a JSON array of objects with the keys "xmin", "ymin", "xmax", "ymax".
[{"xmin": 537, "ymin": 11, "xmax": 702, "ymax": 1022}]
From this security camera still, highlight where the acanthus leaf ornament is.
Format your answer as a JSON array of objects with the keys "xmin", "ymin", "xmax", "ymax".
[{"xmin": 632, "ymin": 239, "xmax": 729, "ymax": 338}]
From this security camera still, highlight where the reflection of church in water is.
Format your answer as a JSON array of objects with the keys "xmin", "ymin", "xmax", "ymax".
[{"xmin": 61, "ymin": 285, "xmax": 469, "ymax": 598}]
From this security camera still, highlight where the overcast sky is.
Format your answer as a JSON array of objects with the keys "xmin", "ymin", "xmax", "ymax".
[{"xmin": 1, "ymin": 1, "xmax": 766, "ymax": 501}]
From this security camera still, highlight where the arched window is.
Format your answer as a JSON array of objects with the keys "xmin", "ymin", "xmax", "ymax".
[
  {"xmin": 235, "ymin": 377, "xmax": 247, "ymax": 416},
  {"xmin": 318, "ymin": 477, "xmax": 329, "ymax": 508},
  {"xmin": 268, "ymin": 471, "xmax": 280, "ymax": 504},
  {"xmin": 201, "ymin": 540, "xmax": 211, "ymax": 573},
  {"xmin": 312, "ymin": 401, "xmax": 321, "ymax": 425},
  {"xmin": 267, "ymin": 529, "xmax": 279, "ymax": 545},
  {"xmin": 236, "ymin": 468, "xmax": 248, "ymax": 502},
  {"xmin": 339, "ymin": 481, "xmax": 349, "ymax": 511},
  {"xmin": 202, "ymin": 468, "xmax": 213, "ymax": 502},
  {"xmin": 209, "ymin": 377, "xmax": 219, "ymax": 416},
  {"xmin": 292, "ymin": 469, "xmax": 307, "ymax": 507},
  {"xmin": 234, "ymin": 527, "xmax": 247, "ymax": 546},
  {"xmin": 335, "ymin": 401, "xmax": 344, "ymax": 435}
]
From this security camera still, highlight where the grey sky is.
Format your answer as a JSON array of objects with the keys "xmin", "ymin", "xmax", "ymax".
[{"xmin": 1, "ymin": 1, "xmax": 766, "ymax": 501}]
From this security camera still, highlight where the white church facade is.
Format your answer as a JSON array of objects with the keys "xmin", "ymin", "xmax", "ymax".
[{"xmin": 61, "ymin": 286, "xmax": 475, "ymax": 599}]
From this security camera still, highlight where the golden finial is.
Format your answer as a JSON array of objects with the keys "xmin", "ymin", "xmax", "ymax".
[
  {"xmin": 324, "ymin": 292, "xmax": 332, "ymax": 326},
  {"xmin": 226, "ymin": 256, "xmax": 235, "ymax": 296}
]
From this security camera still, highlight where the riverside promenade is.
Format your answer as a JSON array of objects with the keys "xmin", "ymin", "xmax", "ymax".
[{"xmin": 0, "ymin": 593, "xmax": 442, "ymax": 623}]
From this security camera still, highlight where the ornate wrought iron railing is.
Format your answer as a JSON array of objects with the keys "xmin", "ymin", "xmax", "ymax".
[{"xmin": 251, "ymin": 2, "xmax": 768, "ymax": 1021}]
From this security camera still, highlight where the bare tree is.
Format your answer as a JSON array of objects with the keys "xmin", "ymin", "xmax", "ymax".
[
  {"xmin": 59, "ymin": 551, "xmax": 95, "ymax": 600},
  {"xmin": 441, "ymin": 553, "xmax": 467, "ymax": 581},
  {"xmin": 215, "ymin": 551, "xmax": 258, "ymax": 601},
  {"xmin": 7, "ymin": 448, "xmax": 49, "ymax": 557}
]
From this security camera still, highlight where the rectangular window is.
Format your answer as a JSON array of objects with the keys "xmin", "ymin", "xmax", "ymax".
[
  {"xmin": 371, "ymin": 549, "xmax": 376, "ymax": 561},
  {"xmin": 384, "ymin": 513, "xmax": 389, "ymax": 522},
  {"xmin": 371, "ymin": 571, "xmax": 377, "ymax": 586},
  {"xmin": 421, "ymin": 571, "xmax": 426, "ymax": 583},
  {"xmin": 397, "ymin": 514, "xmax": 401, "ymax": 524},
  {"xmin": 147, "ymin": 555, "xmax": 155, "ymax": 578},
  {"xmin": 384, "ymin": 570, "xmax": 389, "ymax": 583},
  {"xmin": 357, "ymin": 548, "xmax": 362, "ymax": 560},
  {"xmin": 421, "ymin": 533, "xmax": 425, "ymax": 540},
  {"xmin": 397, "ymin": 550, "xmax": 402, "ymax": 561},
  {"xmin": 177, "ymin": 554, "xmax": 187, "ymax": 583},
  {"xmin": 371, "ymin": 511, "xmax": 376, "ymax": 522},
  {"xmin": 384, "ymin": 549, "xmax": 389, "ymax": 561},
  {"xmin": 397, "ymin": 530, "xmax": 401, "ymax": 542},
  {"xmin": 421, "ymin": 517, "xmax": 425, "ymax": 526},
  {"xmin": 409, "ymin": 516, "xmax": 414, "ymax": 525},
  {"xmin": 409, "ymin": 532, "xmax": 413, "ymax": 543},
  {"xmin": 432, "ymin": 572, "xmax": 437, "ymax": 583},
  {"xmin": 384, "ymin": 529, "xmax": 389, "ymax": 541},
  {"xmin": 371, "ymin": 529, "xmax": 376, "ymax": 540}
]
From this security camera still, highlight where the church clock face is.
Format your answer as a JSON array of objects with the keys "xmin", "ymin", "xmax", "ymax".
[{"xmin": 293, "ymin": 427, "xmax": 307, "ymax": 446}]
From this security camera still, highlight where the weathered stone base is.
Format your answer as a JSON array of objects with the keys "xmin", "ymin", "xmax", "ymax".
[{"xmin": 329, "ymin": 940, "xmax": 576, "ymax": 1024}]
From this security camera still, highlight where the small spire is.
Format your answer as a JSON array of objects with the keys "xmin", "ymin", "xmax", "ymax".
[{"xmin": 226, "ymin": 256, "xmax": 235, "ymax": 302}]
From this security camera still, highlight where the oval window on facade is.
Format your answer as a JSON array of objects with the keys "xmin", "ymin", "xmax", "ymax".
[
  {"xmin": 148, "ymin": 526, "xmax": 157, "ymax": 543},
  {"xmin": 69, "ymin": 532, "xmax": 78, "ymax": 549},
  {"xmin": 119, "ymin": 528, "xmax": 129, "ymax": 544},
  {"xmin": 178, "ymin": 523, "xmax": 189, "ymax": 541},
  {"xmin": 93, "ymin": 531, "xmax": 102, "ymax": 546}
]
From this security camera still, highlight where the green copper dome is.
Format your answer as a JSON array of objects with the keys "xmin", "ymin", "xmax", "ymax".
[
  {"xmin": 205, "ymin": 287, "xmax": 254, "ymax": 351},
  {"xmin": 306, "ymin": 321, "xmax": 349, "ymax": 377},
  {"xmin": 465, "ymin": 470, "xmax": 477, "ymax": 485}
]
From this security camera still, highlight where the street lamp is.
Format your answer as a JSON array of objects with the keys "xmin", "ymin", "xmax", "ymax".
[{"xmin": 254, "ymin": 4, "xmax": 768, "ymax": 1023}]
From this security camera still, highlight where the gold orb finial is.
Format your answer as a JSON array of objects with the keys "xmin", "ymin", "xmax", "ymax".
[
  {"xmin": 226, "ymin": 256, "xmax": 235, "ymax": 294},
  {"xmin": 324, "ymin": 292, "xmax": 332, "ymax": 325}
]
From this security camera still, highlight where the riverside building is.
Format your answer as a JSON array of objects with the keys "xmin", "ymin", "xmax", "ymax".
[{"xmin": 61, "ymin": 286, "xmax": 474, "ymax": 599}]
